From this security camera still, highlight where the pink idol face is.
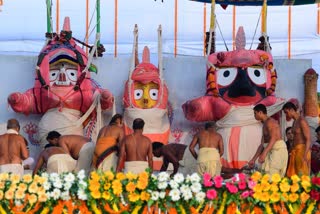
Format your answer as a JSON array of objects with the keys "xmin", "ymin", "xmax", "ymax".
[
  {"xmin": 49, "ymin": 62, "xmax": 78, "ymax": 87},
  {"xmin": 216, "ymin": 66, "xmax": 267, "ymax": 105}
]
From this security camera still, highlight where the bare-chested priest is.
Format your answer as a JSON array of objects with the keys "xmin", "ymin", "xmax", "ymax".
[
  {"xmin": 249, "ymin": 104, "xmax": 288, "ymax": 177},
  {"xmin": 0, "ymin": 119, "xmax": 29, "ymax": 175},
  {"xmin": 116, "ymin": 118, "xmax": 153, "ymax": 174},
  {"xmin": 46, "ymin": 131, "xmax": 94, "ymax": 174}
]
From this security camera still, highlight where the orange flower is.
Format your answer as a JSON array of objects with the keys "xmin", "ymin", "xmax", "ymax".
[
  {"xmin": 270, "ymin": 183, "xmax": 279, "ymax": 192},
  {"xmin": 102, "ymin": 191, "xmax": 111, "ymax": 200},
  {"xmin": 18, "ymin": 183, "xmax": 27, "ymax": 192},
  {"xmin": 279, "ymin": 182, "xmax": 290, "ymax": 193},
  {"xmin": 251, "ymin": 171, "xmax": 262, "ymax": 182},
  {"xmin": 126, "ymin": 172, "xmax": 137, "ymax": 180},
  {"xmin": 137, "ymin": 179, "xmax": 148, "ymax": 190},
  {"xmin": 126, "ymin": 182, "xmax": 136, "ymax": 193},
  {"xmin": 270, "ymin": 192, "xmax": 281, "ymax": 203},
  {"xmin": 90, "ymin": 171, "xmax": 101, "ymax": 181},
  {"xmin": 281, "ymin": 193, "xmax": 289, "ymax": 202},
  {"xmin": 28, "ymin": 182, "xmax": 39, "ymax": 194},
  {"xmin": 89, "ymin": 180, "xmax": 100, "ymax": 192},
  {"xmin": 0, "ymin": 190, "xmax": 3, "ymax": 200},
  {"xmin": 104, "ymin": 182, "xmax": 111, "ymax": 190},
  {"xmin": 290, "ymin": 175, "xmax": 300, "ymax": 183},
  {"xmin": 259, "ymin": 192, "xmax": 270, "ymax": 202},
  {"xmin": 0, "ymin": 181, "xmax": 4, "ymax": 189},
  {"xmin": 300, "ymin": 191, "xmax": 310, "ymax": 203},
  {"xmin": 290, "ymin": 183, "xmax": 300, "ymax": 193}
]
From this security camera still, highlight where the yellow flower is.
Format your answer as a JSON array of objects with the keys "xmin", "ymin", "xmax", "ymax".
[
  {"xmin": 271, "ymin": 174, "xmax": 281, "ymax": 183},
  {"xmin": 126, "ymin": 172, "xmax": 137, "ymax": 180},
  {"xmin": 10, "ymin": 173, "xmax": 20, "ymax": 181},
  {"xmin": 281, "ymin": 192, "xmax": 288, "ymax": 202},
  {"xmin": 288, "ymin": 193, "xmax": 299, "ymax": 203},
  {"xmin": 28, "ymin": 182, "xmax": 38, "ymax": 193},
  {"xmin": 27, "ymin": 193, "xmax": 38, "ymax": 204},
  {"xmin": 301, "ymin": 180, "xmax": 311, "ymax": 192},
  {"xmin": 260, "ymin": 192, "xmax": 270, "ymax": 202},
  {"xmin": 300, "ymin": 191, "xmax": 310, "ymax": 203},
  {"xmin": 104, "ymin": 171, "xmax": 115, "ymax": 180},
  {"xmin": 91, "ymin": 189, "xmax": 101, "ymax": 199},
  {"xmin": 138, "ymin": 171, "xmax": 149, "ymax": 181},
  {"xmin": 102, "ymin": 191, "xmax": 111, "ymax": 200},
  {"xmin": 116, "ymin": 172, "xmax": 126, "ymax": 181},
  {"xmin": 270, "ymin": 192, "xmax": 280, "ymax": 203},
  {"xmin": 137, "ymin": 179, "xmax": 148, "ymax": 190},
  {"xmin": 5, "ymin": 189, "xmax": 14, "ymax": 200},
  {"xmin": 279, "ymin": 182, "xmax": 290, "ymax": 193},
  {"xmin": 22, "ymin": 174, "xmax": 33, "ymax": 183},
  {"xmin": 0, "ymin": 181, "xmax": 5, "ymax": 189},
  {"xmin": 270, "ymin": 183, "xmax": 279, "ymax": 192},
  {"xmin": 112, "ymin": 180, "xmax": 123, "ymax": 195},
  {"xmin": 89, "ymin": 180, "xmax": 100, "ymax": 192},
  {"xmin": 38, "ymin": 193, "xmax": 48, "ymax": 202},
  {"xmin": 0, "ymin": 173, "xmax": 9, "ymax": 181},
  {"xmin": 128, "ymin": 192, "xmax": 140, "ymax": 202},
  {"xmin": 290, "ymin": 183, "xmax": 300, "ymax": 193},
  {"xmin": 140, "ymin": 191, "xmax": 150, "ymax": 201},
  {"xmin": 301, "ymin": 175, "xmax": 310, "ymax": 183},
  {"xmin": 261, "ymin": 174, "xmax": 270, "ymax": 183},
  {"xmin": 18, "ymin": 183, "xmax": 27, "ymax": 192},
  {"xmin": 104, "ymin": 182, "xmax": 111, "ymax": 190},
  {"xmin": 261, "ymin": 182, "xmax": 271, "ymax": 192},
  {"xmin": 253, "ymin": 192, "xmax": 262, "ymax": 200},
  {"xmin": 0, "ymin": 190, "xmax": 3, "ymax": 200},
  {"xmin": 15, "ymin": 189, "xmax": 25, "ymax": 200},
  {"xmin": 90, "ymin": 171, "xmax": 101, "ymax": 181},
  {"xmin": 253, "ymin": 184, "xmax": 263, "ymax": 193},
  {"xmin": 126, "ymin": 182, "xmax": 136, "ymax": 193},
  {"xmin": 251, "ymin": 171, "xmax": 262, "ymax": 182},
  {"xmin": 290, "ymin": 175, "xmax": 300, "ymax": 183}
]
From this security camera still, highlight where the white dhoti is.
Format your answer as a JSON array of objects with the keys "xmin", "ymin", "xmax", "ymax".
[
  {"xmin": 197, "ymin": 148, "xmax": 221, "ymax": 177},
  {"xmin": 178, "ymin": 147, "xmax": 197, "ymax": 176},
  {"xmin": 0, "ymin": 164, "xmax": 24, "ymax": 176},
  {"xmin": 47, "ymin": 154, "xmax": 77, "ymax": 174},
  {"xmin": 75, "ymin": 142, "xmax": 95, "ymax": 174},
  {"xmin": 124, "ymin": 161, "xmax": 149, "ymax": 174}
]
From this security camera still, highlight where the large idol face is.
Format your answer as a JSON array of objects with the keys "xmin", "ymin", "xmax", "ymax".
[
  {"xmin": 133, "ymin": 81, "xmax": 159, "ymax": 109},
  {"xmin": 216, "ymin": 65, "xmax": 267, "ymax": 105},
  {"xmin": 49, "ymin": 61, "xmax": 78, "ymax": 87}
]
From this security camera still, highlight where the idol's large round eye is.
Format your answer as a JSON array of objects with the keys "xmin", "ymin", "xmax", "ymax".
[
  {"xmin": 216, "ymin": 67, "xmax": 238, "ymax": 86},
  {"xmin": 66, "ymin": 69, "xmax": 78, "ymax": 82},
  {"xmin": 247, "ymin": 67, "xmax": 266, "ymax": 85},
  {"xmin": 149, "ymin": 89, "xmax": 159, "ymax": 100},
  {"xmin": 134, "ymin": 89, "xmax": 143, "ymax": 100},
  {"xmin": 49, "ymin": 70, "xmax": 59, "ymax": 81}
]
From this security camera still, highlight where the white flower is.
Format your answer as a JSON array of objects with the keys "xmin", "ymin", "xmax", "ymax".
[
  {"xmin": 52, "ymin": 178, "xmax": 62, "ymax": 189},
  {"xmin": 77, "ymin": 189, "xmax": 87, "ymax": 200},
  {"xmin": 43, "ymin": 181, "xmax": 51, "ymax": 190},
  {"xmin": 40, "ymin": 172, "xmax": 49, "ymax": 179},
  {"xmin": 195, "ymin": 192, "xmax": 205, "ymax": 203},
  {"xmin": 49, "ymin": 173, "xmax": 59, "ymax": 182},
  {"xmin": 64, "ymin": 173, "xmax": 75, "ymax": 184},
  {"xmin": 190, "ymin": 182, "xmax": 202, "ymax": 193},
  {"xmin": 159, "ymin": 191, "xmax": 166, "ymax": 199},
  {"xmin": 179, "ymin": 184, "xmax": 190, "ymax": 195},
  {"xmin": 151, "ymin": 191, "xmax": 159, "ymax": 201},
  {"xmin": 63, "ymin": 182, "xmax": 72, "ymax": 191},
  {"xmin": 77, "ymin": 170, "xmax": 86, "ymax": 180},
  {"xmin": 151, "ymin": 174, "xmax": 157, "ymax": 180},
  {"xmin": 185, "ymin": 175, "xmax": 191, "ymax": 183},
  {"xmin": 14, "ymin": 200, "xmax": 22, "ymax": 206},
  {"xmin": 61, "ymin": 191, "xmax": 70, "ymax": 200},
  {"xmin": 157, "ymin": 172, "xmax": 170, "ymax": 182},
  {"xmin": 173, "ymin": 173, "xmax": 184, "ymax": 184},
  {"xmin": 50, "ymin": 189, "xmax": 61, "ymax": 200},
  {"xmin": 169, "ymin": 180, "xmax": 179, "ymax": 189},
  {"xmin": 169, "ymin": 189, "xmax": 181, "ymax": 201},
  {"xmin": 157, "ymin": 181, "xmax": 168, "ymax": 190},
  {"xmin": 78, "ymin": 180, "xmax": 87, "ymax": 188},
  {"xmin": 182, "ymin": 189, "xmax": 193, "ymax": 201},
  {"xmin": 190, "ymin": 173, "xmax": 201, "ymax": 183}
]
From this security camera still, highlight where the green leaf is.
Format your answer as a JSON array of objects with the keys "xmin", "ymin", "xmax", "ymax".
[{"xmin": 89, "ymin": 64, "xmax": 98, "ymax": 73}]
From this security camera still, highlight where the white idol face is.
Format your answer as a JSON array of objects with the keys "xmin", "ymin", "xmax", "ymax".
[{"xmin": 49, "ymin": 62, "xmax": 78, "ymax": 87}]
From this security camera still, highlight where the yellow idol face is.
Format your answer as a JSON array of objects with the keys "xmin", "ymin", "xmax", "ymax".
[{"xmin": 133, "ymin": 82, "xmax": 159, "ymax": 109}]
